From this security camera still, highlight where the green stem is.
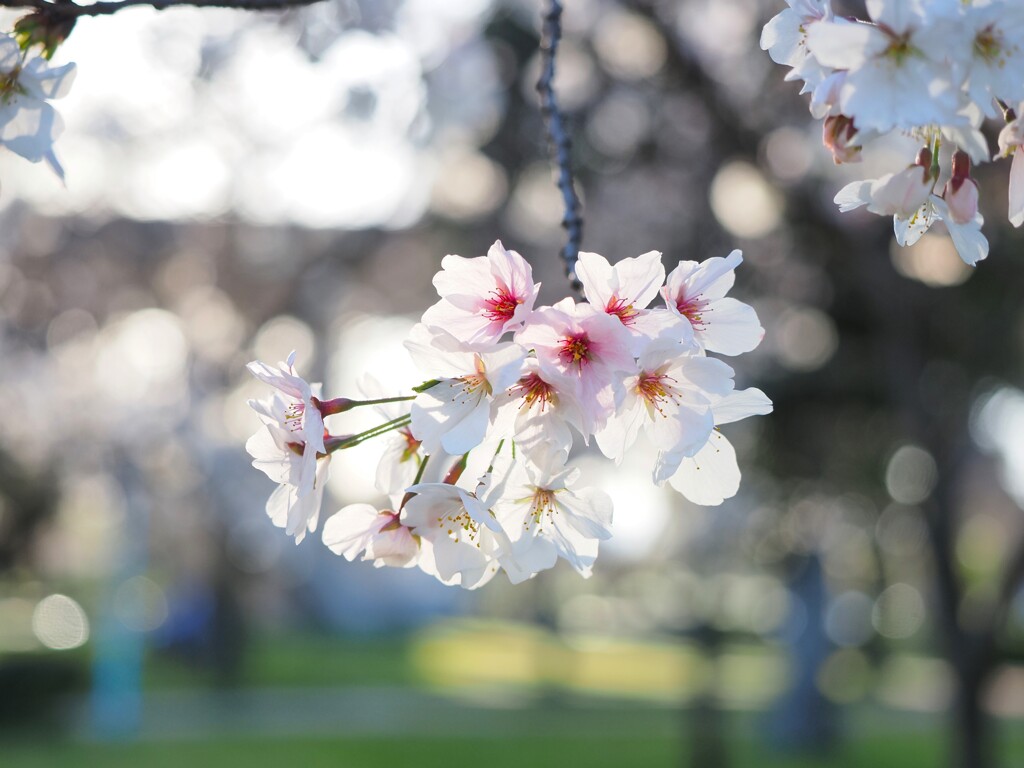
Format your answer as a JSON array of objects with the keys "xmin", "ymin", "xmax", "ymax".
[
  {"xmin": 325, "ymin": 415, "xmax": 412, "ymax": 453},
  {"xmin": 358, "ymin": 395, "xmax": 415, "ymax": 406},
  {"xmin": 400, "ymin": 455, "xmax": 431, "ymax": 510}
]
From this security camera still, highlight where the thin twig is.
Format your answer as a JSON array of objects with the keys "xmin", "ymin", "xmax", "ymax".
[
  {"xmin": 0, "ymin": 0, "xmax": 326, "ymax": 18},
  {"xmin": 535, "ymin": 0, "xmax": 583, "ymax": 293}
]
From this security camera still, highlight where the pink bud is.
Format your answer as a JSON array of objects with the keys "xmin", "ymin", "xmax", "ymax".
[
  {"xmin": 943, "ymin": 177, "xmax": 979, "ymax": 224},
  {"xmin": 822, "ymin": 115, "xmax": 861, "ymax": 164},
  {"xmin": 914, "ymin": 146, "xmax": 933, "ymax": 170}
]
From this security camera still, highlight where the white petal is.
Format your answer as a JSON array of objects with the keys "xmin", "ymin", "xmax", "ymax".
[
  {"xmin": 806, "ymin": 20, "xmax": 884, "ymax": 70},
  {"xmin": 1010, "ymin": 148, "xmax": 1024, "ymax": 228},
  {"xmin": 700, "ymin": 298, "xmax": 764, "ymax": 356},
  {"xmin": 668, "ymin": 433, "xmax": 741, "ymax": 506},
  {"xmin": 713, "ymin": 388, "xmax": 773, "ymax": 425},
  {"xmin": 322, "ymin": 504, "xmax": 383, "ymax": 561}
]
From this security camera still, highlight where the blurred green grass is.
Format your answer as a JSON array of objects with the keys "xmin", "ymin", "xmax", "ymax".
[
  {"xmin": 3, "ymin": 729, "xmax": 1023, "ymax": 768},
  {"xmin": 145, "ymin": 633, "xmax": 417, "ymax": 689}
]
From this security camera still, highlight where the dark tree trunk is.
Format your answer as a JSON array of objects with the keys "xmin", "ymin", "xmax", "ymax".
[{"xmin": 953, "ymin": 672, "xmax": 990, "ymax": 768}]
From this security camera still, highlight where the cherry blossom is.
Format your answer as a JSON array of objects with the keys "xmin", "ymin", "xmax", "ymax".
[
  {"xmin": 662, "ymin": 388, "xmax": 774, "ymax": 506},
  {"xmin": 575, "ymin": 250, "xmax": 690, "ymax": 354},
  {"xmin": 322, "ymin": 502, "xmax": 419, "ymax": 569},
  {"xmin": 515, "ymin": 298, "xmax": 635, "ymax": 426},
  {"xmin": 0, "ymin": 33, "xmax": 75, "ymax": 178},
  {"xmin": 359, "ymin": 375, "xmax": 421, "ymax": 496},
  {"xmin": 245, "ymin": 242, "xmax": 770, "ymax": 587},
  {"xmin": 661, "ymin": 250, "xmax": 764, "ymax": 356},
  {"xmin": 246, "ymin": 352, "xmax": 329, "ymax": 543},
  {"xmin": 950, "ymin": 2, "xmax": 1024, "ymax": 119},
  {"xmin": 835, "ymin": 159, "xmax": 935, "ymax": 219},
  {"xmin": 805, "ymin": 0, "xmax": 960, "ymax": 133},
  {"xmin": 762, "ymin": 0, "xmax": 1024, "ymax": 260},
  {"xmin": 491, "ymin": 358, "xmax": 586, "ymax": 465},
  {"xmin": 420, "ymin": 240, "xmax": 540, "ymax": 345},
  {"xmin": 759, "ymin": 0, "xmax": 834, "ymax": 96},
  {"xmin": 402, "ymin": 474, "xmax": 512, "ymax": 590},
  {"xmin": 998, "ymin": 112, "xmax": 1024, "ymax": 228},
  {"xmin": 405, "ymin": 325, "xmax": 526, "ymax": 455},
  {"xmin": 595, "ymin": 340, "xmax": 733, "ymax": 466},
  {"xmin": 493, "ymin": 453, "xmax": 612, "ymax": 582}
]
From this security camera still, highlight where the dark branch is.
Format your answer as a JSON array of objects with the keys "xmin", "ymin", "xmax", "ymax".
[
  {"xmin": 535, "ymin": 0, "xmax": 583, "ymax": 293},
  {"xmin": 0, "ymin": 0, "xmax": 326, "ymax": 18}
]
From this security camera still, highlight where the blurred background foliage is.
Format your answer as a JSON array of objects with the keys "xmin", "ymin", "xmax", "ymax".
[{"xmin": 0, "ymin": 0, "xmax": 1023, "ymax": 766}]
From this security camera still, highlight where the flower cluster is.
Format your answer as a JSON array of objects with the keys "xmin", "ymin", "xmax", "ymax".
[
  {"xmin": 761, "ymin": 0, "xmax": 1024, "ymax": 265},
  {"xmin": 246, "ymin": 242, "xmax": 771, "ymax": 589},
  {"xmin": 0, "ymin": 31, "xmax": 75, "ymax": 179}
]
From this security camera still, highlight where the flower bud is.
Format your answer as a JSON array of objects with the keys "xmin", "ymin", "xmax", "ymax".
[
  {"xmin": 942, "ymin": 150, "xmax": 978, "ymax": 225},
  {"xmin": 314, "ymin": 396, "xmax": 355, "ymax": 416},
  {"xmin": 822, "ymin": 115, "xmax": 861, "ymax": 164},
  {"xmin": 914, "ymin": 146, "xmax": 933, "ymax": 171},
  {"xmin": 943, "ymin": 177, "xmax": 979, "ymax": 224}
]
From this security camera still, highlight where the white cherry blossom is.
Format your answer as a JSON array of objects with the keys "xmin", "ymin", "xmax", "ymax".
[
  {"xmin": 247, "ymin": 352, "xmax": 328, "ymax": 543},
  {"xmin": 0, "ymin": 33, "xmax": 76, "ymax": 178},
  {"xmin": 806, "ymin": 0, "xmax": 962, "ymax": 132},
  {"xmin": 835, "ymin": 162, "xmax": 935, "ymax": 218},
  {"xmin": 998, "ymin": 113, "xmax": 1024, "ymax": 228},
  {"xmin": 405, "ymin": 325, "xmax": 526, "ymax": 455},
  {"xmin": 949, "ymin": 2, "xmax": 1024, "ymax": 119},
  {"xmin": 662, "ymin": 388, "xmax": 774, "ymax": 505},
  {"xmin": 358, "ymin": 375, "xmax": 421, "ymax": 496},
  {"xmin": 492, "ymin": 454, "xmax": 612, "ymax": 582},
  {"xmin": 402, "ymin": 474, "xmax": 512, "ymax": 590},
  {"xmin": 760, "ymin": 0, "xmax": 835, "ymax": 95},
  {"xmin": 322, "ymin": 502, "xmax": 419, "ymax": 569}
]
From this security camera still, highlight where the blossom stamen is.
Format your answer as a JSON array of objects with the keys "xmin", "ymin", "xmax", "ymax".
[
  {"xmin": 636, "ymin": 373, "xmax": 681, "ymax": 417},
  {"xmin": 512, "ymin": 373, "xmax": 557, "ymax": 413},
  {"xmin": 558, "ymin": 333, "xmax": 592, "ymax": 368},
  {"xmin": 676, "ymin": 295, "xmax": 710, "ymax": 330},
  {"xmin": 605, "ymin": 296, "xmax": 639, "ymax": 325},
  {"xmin": 527, "ymin": 488, "xmax": 558, "ymax": 532},
  {"xmin": 482, "ymin": 286, "xmax": 523, "ymax": 323}
]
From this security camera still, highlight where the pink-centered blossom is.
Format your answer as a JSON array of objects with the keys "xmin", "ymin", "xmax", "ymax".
[
  {"xmin": 661, "ymin": 251, "xmax": 764, "ymax": 356},
  {"xmin": 595, "ymin": 341, "xmax": 734, "ymax": 465},
  {"xmin": 421, "ymin": 240, "xmax": 540, "ymax": 346},
  {"xmin": 576, "ymin": 250, "xmax": 692, "ymax": 354},
  {"xmin": 491, "ymin": 358, "xmax": 586, "ymax": 465},
  {"xmin": 515, "ymin": 298, "xmax": 635, "ymax": 428}
]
